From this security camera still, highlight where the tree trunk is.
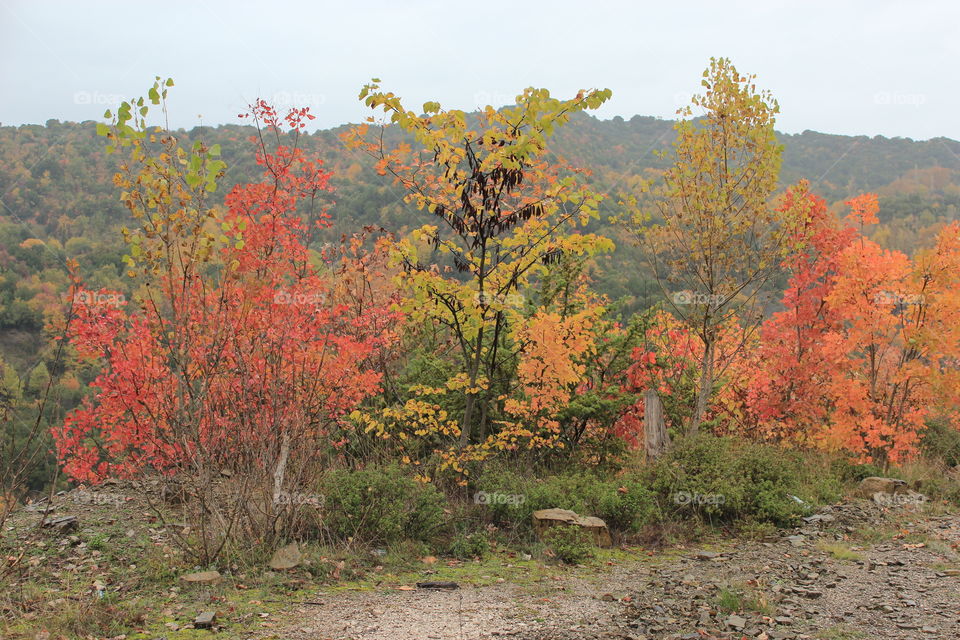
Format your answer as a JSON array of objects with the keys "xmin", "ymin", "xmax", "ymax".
[
  {"xmin": 272, "ymin": 431, "xmax": 290, "ymax": 504},
  {"xmin": 643, "ymin": 388, "xmax": 670, "ymax": 460},
  {"xmin": 689, "ymin": 341, "xmax": 715, "ymax": 436}
]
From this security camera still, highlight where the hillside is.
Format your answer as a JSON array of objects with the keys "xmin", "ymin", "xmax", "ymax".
[
  {"xmin": 3, "ymin": 113, "xmax": 959, "ymax": 337},
  {"xmin": 1, "ymin": 113, "xmax": 959, "ymax": 492}
]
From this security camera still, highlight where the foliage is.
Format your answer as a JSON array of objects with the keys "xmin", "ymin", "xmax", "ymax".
[
  {"xmin": 5, "ymin": 64, "xmax": 958, "ymax": 539},
  {"xmin": 449, "ymin": 530, "xmax": 491, "ymax": 559},
  {"xmin": 318, "ymin": 465, "xmax": 447, "ymax": 547},
  {"xmin": 346, "ymin": 82, "xmax": 615, "ymax": 470},
  {"xmin": 541, "ymin": 524, "xmax": 594, "ymax": 564},
  {"xmin": 739, "ymin": 184, "xmax": 960, "ymax": 465},
  {"xmin": 630, "ymin": 57, "xmax": 798, "ymax": 435},
  {"xmin": 51, "ymin": 82, "xmax": 401, "ymax": 562},
  {"xmin": 647, "ymin": 434, "xmax": 810, "ymax": 525},
  {"xmin": 920, "ymin": 419, "xmax": 960, "ymax": 467},
  {"xmin": 476, "ymin": 468, "xmax": 655, "ymax": 534}
]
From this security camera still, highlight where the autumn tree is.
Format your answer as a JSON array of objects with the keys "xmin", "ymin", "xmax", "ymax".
[
  {"xmin": 347, "ymin": 83, "xmax": 613, "ymax": 450},
  {"xmin": 743, "ymin": 188, "xmax": 960, "ymax": 466},
  {"xmin": 631, "ymin": 58, "xmax": 797, "ymax": 435},
  {"xmin": 53, "ymin": 81, "xmax": 400, "ymax": 561}
]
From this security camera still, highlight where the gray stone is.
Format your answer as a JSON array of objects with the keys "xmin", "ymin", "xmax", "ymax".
[
  {"xmin": 180, "ymin": 570, "xmax": 222, "ymax": 585},
  {"xmin": 269, "ymin": 542, "xmax": 302, "ymax": 570},
  {"xmin": 726, "ymin": 614, "xmax": 747, "ymax": 629},
  {"xmin": 194, "ymin": 611, "xmax": 217, "ymax": 629}
]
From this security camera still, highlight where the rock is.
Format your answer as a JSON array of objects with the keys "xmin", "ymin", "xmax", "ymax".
[
  {"xmin": 180, "ymin": 570, "xmax": 222, "ymax": 585},
  {"xmin": 786, "ymin": 535, "xmax": 806, "ymax": 547},
  {"xmin": 726, "ymin": 614, "xmax": 747, "ymax": 629},
  {"xmin": 41, "ymin": 516, "xmax": 78, "ymax": 533},
  {"xmin": 802, "ymin": 514, "xmax": 836, "ymax": 524},
  {"xmin": 856, "ymin": 477, "xmax": 907, "ymax": 498},
  {"xmin": 416, "ymin": 581, "xmax": 459, "ymax": 589},
  {"xmin": 694, "ymin": 550, "xmax": 720, "ymax": 561},
  {"xmin": 268, "ymin": 542, "xmax": 302, "ymax": 570},
  {"xmin": 194, "ymin": 611, "xmax": 217, "ymax": 629},
  {"xmin": 532, "ymin": 508, "xmax": 612, "ymax": 547}
]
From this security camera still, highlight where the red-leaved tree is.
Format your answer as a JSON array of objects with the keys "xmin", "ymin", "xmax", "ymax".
[{"xmin": 53, "ymin": 83, "xmax": 400, "ymax": 560}]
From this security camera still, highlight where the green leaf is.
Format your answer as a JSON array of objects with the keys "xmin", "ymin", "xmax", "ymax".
[{"xmin": 95, "ymin": 123, "xmax": 109, "ymax": 137}]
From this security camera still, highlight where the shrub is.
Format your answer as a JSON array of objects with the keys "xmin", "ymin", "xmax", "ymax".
[
  {"xmin": 541, "ymin": 524, "xmax": 593, "ymax": 564},
  {"xmin": 647, "ymin": 434, "xmax": 810, "ymax": 525},
  {"xmin": 319, "ymin": 465, "xmax": 447, "ymax": 547},
  {"xmin": 596, "ymin": 475, "xmax": 656, "ymax": 532},
  {"xmin": 449, "ymin": 531, "xmax": 490, "ymax": 559},
  {"xmin": 830, "ymin": 457, "xmax": 886, "ymax": 483},
  {"xmin": 475, "ymin": 469, "xmax": 655, "ymax": 534},
  {"xmin": 920, "ymin": 419, "xmax": 960, "ymax": 467},
  {"xmin": 896, "ymin": 458, "xmax": 960, "ymax": 505}
]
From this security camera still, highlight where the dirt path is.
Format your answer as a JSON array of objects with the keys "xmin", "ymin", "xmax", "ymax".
[{"xmin": 267, "ymin": 503, "xmax": 960, "ymax": 640}]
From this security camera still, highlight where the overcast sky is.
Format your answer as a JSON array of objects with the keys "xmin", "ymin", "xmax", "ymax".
[{"xmin": 1, "ymin": 0, "xmax": 957, "ymax": 140}]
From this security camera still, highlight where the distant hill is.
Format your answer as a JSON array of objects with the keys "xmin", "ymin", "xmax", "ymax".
[
  {"xmin": 1, "ymin": 113, "xmax": 959, "ymax": 361},
  {"xmin": 1, "ymin": 112, "xmax": 959, "ymax": 494}
]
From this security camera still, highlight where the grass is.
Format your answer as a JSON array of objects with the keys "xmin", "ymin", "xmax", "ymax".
[
  {"xmin": 712, "ymin": 582, "xmax": 774, "ymax": 615},
  {"xmin": 815, "ymin": 541, "xmax": 864, "ymax": 563},
  {"xmin": 814, "ymin": 624, "xmax": 866, "ymax": 639}
]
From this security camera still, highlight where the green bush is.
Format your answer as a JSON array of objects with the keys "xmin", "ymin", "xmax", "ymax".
[
  {"xmin": 319, "ymin": 465, "xmax": 447, "ymax": 547},
  {"xmin": 449, "ymin": 531, "xmax": 490, "ymax": 559},
  {"xmin": 920, "ymin": 419, "xmax": 960, "ymax": 467},
  {"xmin": 475, "ymin": 469, "xmax": 655, "ymax": 534},
  {"xmin": 541, "ymin": 524, "xmax": 593, "ymax": 564},
  {"xmin": 830, "ymin": 457, "xmax": 886, "ymax": 483},
  {"xmin": 648, "ymin": 434, "xmax": 810, "ymax": 526},
  {"xmin": 896, "ymin": 459, "xmax": 960, "ymax": 505}
]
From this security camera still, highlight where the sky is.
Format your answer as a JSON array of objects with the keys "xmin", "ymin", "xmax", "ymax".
[{"xmin": 1, "ymin": 0, "xmax": 958, "ymax": 140}]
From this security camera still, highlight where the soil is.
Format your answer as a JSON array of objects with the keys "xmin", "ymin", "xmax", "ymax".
[
  {"xmin": 7, "ymin": 484, "xmax": 960, "ymax": 640},
  {"xmin": 267, "ymin": 502, "xmax": 960, "ymax": 640}
]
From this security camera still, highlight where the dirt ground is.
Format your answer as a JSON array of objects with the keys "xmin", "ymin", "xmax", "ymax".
[{"xmin": 265, "ymin": 502, "xmax": 960, "ymax": 640}]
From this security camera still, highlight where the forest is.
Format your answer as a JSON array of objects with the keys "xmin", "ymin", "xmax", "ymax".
[{"xmin": 4, "ymin": 58, "xmax": 960, "ymax": 640}]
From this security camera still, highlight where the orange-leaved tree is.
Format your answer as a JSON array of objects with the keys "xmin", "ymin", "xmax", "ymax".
[
  {"xmin": 744, "ymin": 187, "xmax": 960, "ymax": 465},
  {"xmin": 53, "ymin": 81, "xmax": 400, "ymax": 560},
  {"xmin": 345, "ymin": 83, "xmax": 615, "ymax": 471}
]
